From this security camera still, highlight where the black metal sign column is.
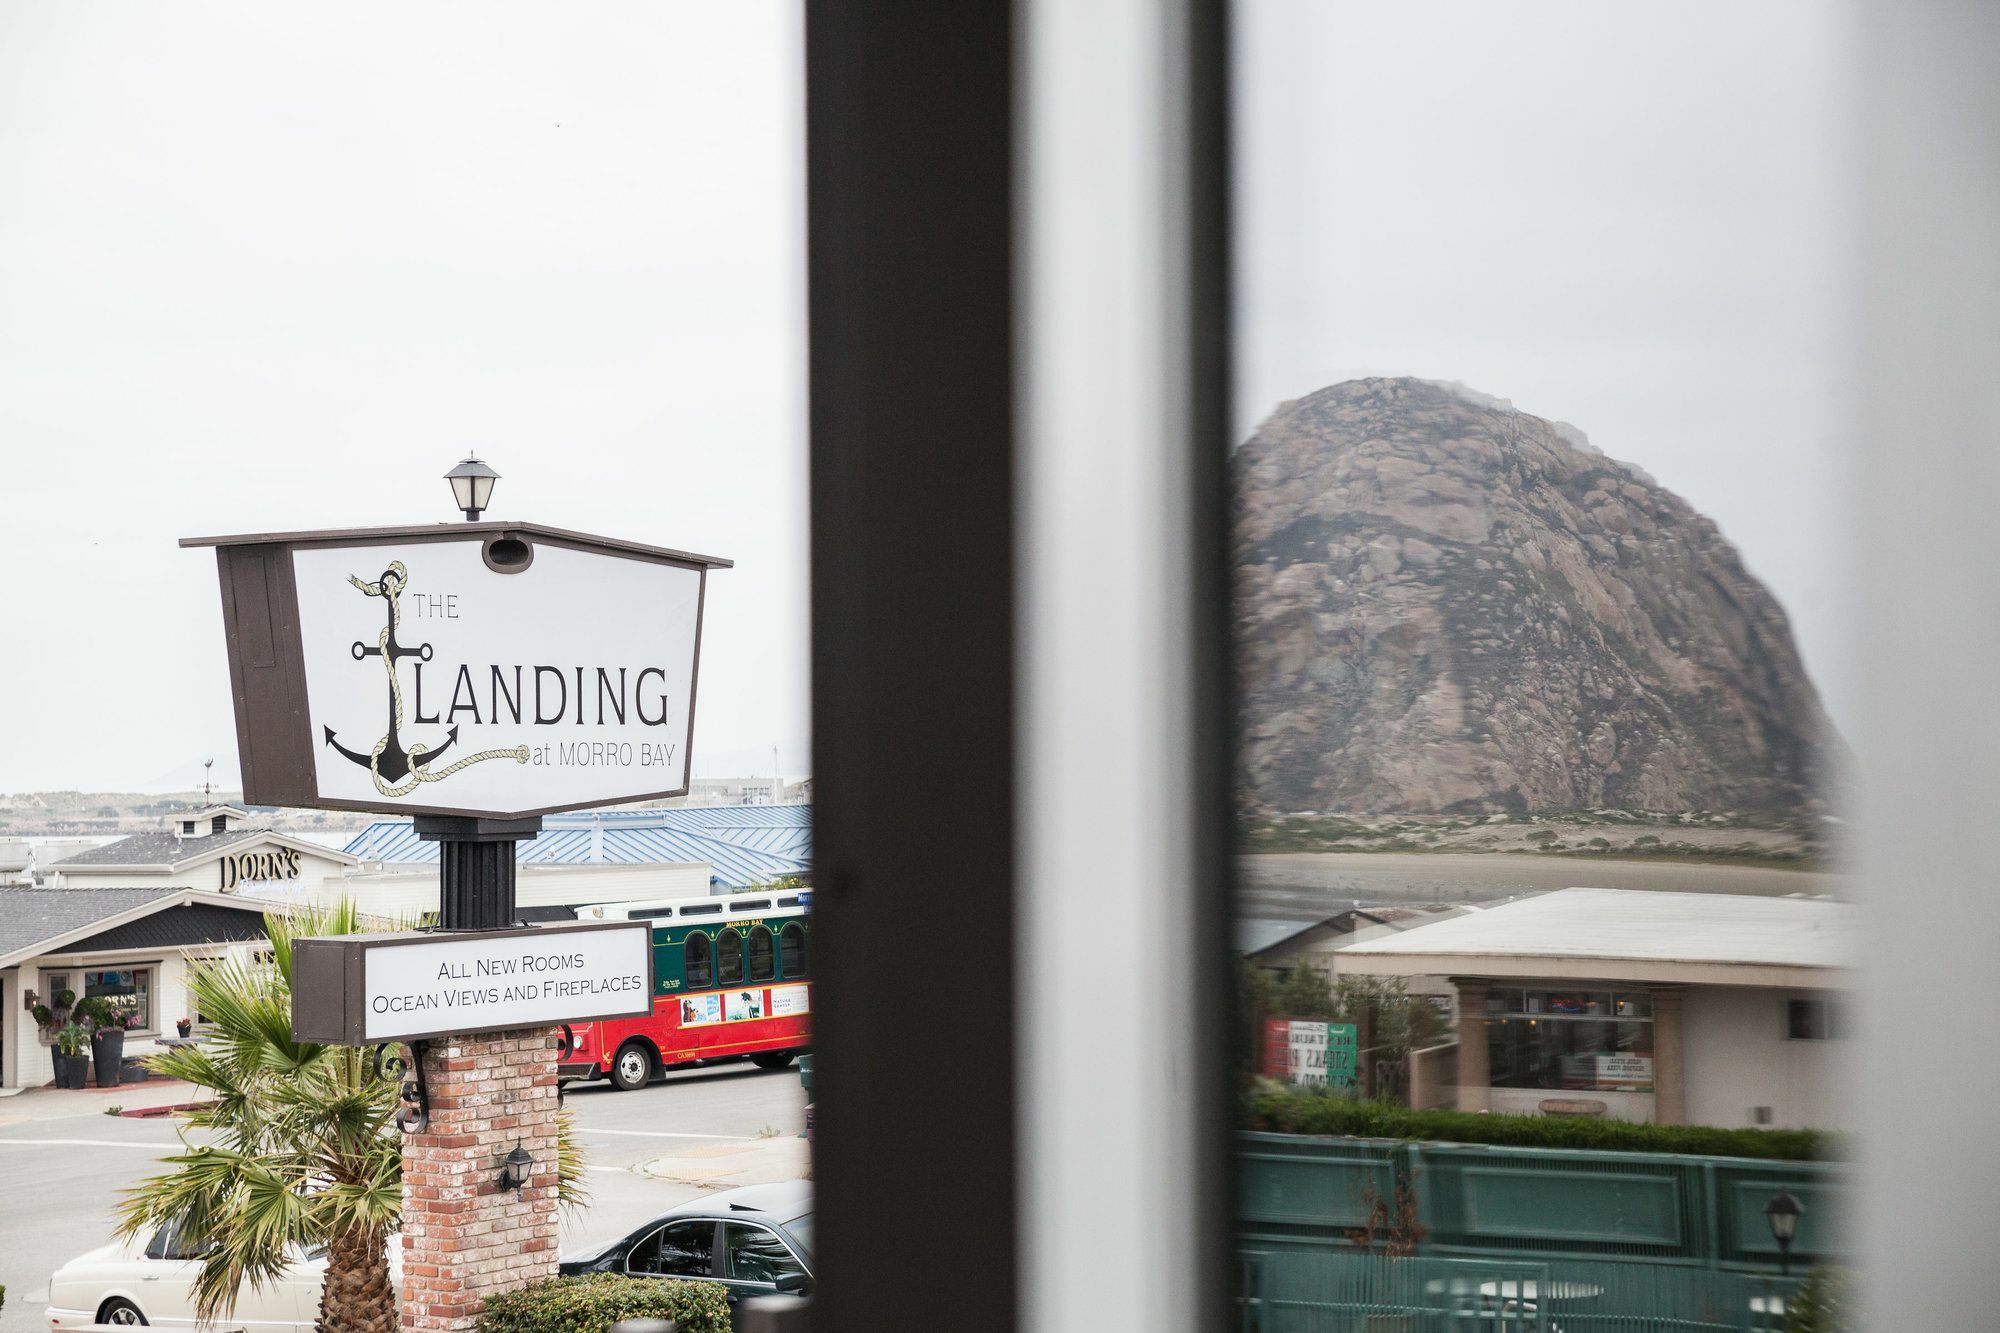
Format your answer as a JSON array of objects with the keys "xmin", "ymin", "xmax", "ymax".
[{"xmin": 414, "ymin": 816, "xmax": 543, "ymax": 930}]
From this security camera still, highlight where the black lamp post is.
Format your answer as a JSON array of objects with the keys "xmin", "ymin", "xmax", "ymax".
[
  {"xmin": 1764, "ymin": 1190, "xmax": 1803, "ymax": 1276},
  {"xmin": 445, "ymin": 454, "xmax": 500, "ymax": 522}
]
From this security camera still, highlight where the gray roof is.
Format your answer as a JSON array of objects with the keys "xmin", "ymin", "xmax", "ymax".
[
  {"xmin": 0, "ymin": 886, "xmax": 187, "ymax": 963},
  {"xmin": 51, "ymin": 827, "xmax": 269, "ymax": 869},
  {"xmin": 65, "ymin": 902, "xmax": 273, "ymax": 954},
  {"xmin": 1237, "ymin": 916, "xmax": 1338, "ymax": 957}
]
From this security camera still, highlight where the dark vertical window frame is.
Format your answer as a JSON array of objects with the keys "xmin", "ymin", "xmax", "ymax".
[
  {"xmin": 805, "ymin": 5, "xmax": 1018, "ymax": 1332},
  {"xmin": 1186, "ymin": 3, "xmax": 1237, "ymax": 1328}
]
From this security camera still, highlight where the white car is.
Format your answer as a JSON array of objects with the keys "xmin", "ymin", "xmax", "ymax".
[{"xmin": 47, "ymin": 1219, "xmax": 400, "ymax": 1332}]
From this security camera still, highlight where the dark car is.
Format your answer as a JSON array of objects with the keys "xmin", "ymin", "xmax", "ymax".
[{"xmin": 560, "ymin": 1181, "xmax": 813, "ymax": 1320}]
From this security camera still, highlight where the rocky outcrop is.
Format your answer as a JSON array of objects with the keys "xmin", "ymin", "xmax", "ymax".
[{"xmin": 1235, "ymin": 378, "xmax": 1843, "ymax": 817}]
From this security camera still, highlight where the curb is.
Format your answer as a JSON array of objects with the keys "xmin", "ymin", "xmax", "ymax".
[{"xmin": 117, "ymin": 1101, "xmax": 215, "ymax": 1118}]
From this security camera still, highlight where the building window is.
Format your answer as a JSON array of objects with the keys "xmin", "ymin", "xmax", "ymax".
[
  {"xmin": 748, "ymin": 927, "xmax": 776, "ymax": 983},
  {"xmin": 211, "ymin": 815, "xmax": 227, "ymax": 834},
  {"xmin": 779, "ymin": 922, "xmax": 807, "ymax": 979},
  {"xmin": 717, "ymin": 928, "xmax": 746, "ymax": 986},
  {"xmin": 181, "ymin": 821, "xmax": 196, "ymax": 835},
  {"xmin": 1787, "ymin": 998, "xmax": 1843, "ymax": 1040},
  {"xmin": 1486, "ymin": 988, "xmax": 1653, "ymax": 1093},
  {"xmin": 684, "ymin": 933, "xmax": 714, "ymax": 990},
  {"xmin": 85, "ymin": 967, "xmax": 152, "ymax": 1033}
]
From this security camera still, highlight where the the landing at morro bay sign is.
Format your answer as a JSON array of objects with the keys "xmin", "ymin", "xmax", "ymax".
[{"xmin": 183, "ymin": 522, "xmax": 732, "ymax": 819}]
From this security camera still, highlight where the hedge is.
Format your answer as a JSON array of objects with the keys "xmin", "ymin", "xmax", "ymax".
[
  {"xmin": 1246, "ymin": 1086, "xmax": 1836, "ymax": 1161},
  {"xmin": 481, "ymin": 1274, "xmax": 731, "ymax": 1333}
]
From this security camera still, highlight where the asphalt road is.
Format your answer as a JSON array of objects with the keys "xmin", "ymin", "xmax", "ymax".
[
  {"xmin": 1238, "ymin": 851, "xmax": 1850, "ymax": 920},
  {"xmin": 0, "ymin": 1060, "xmax": 807, "ymax": 1333}
]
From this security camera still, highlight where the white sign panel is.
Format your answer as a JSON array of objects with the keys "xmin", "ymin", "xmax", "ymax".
[
  {"xmin": 291, "ymin": 540, "xmax": 701, "ymax": 816},
  {"xmin": 1289, "ymin": 1023, "xmax": 1329, "ymax": 1086},
  {"xmin": 361, "ymin": 923, "xmax": 652, "ymax": 1041}
]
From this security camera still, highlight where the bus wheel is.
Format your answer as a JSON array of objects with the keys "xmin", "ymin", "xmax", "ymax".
[
  {"xmin": 750, "ymin": 1051, "xmax": 796, "ymax": 1071},
  {"xmin": 611, "ymin": 1042, "xmax": 655, "ymax": 1091}
]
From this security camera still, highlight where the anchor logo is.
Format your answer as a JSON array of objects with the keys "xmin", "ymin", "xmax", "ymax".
[{"xmin": 323, "ymin": 561, "xmax": 528, "ymax": 798}]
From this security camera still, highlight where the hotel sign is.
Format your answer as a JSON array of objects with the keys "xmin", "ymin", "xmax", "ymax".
[
  {"xmin": 289, "ymin": 920, "xmax": 654, "ymax": 1044},
  {"xmin": 183, "ymin": 522, "xmax": 730, "ymax": 819}
]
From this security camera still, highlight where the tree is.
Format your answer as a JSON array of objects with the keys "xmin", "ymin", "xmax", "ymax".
[
  {"xmin": 115, "ymin": 901, "xmax": 585, "ymax": 1333},
  {"xmin": 1239, "ymin": 960, "xmax": 1450, "ymax": 1096}
]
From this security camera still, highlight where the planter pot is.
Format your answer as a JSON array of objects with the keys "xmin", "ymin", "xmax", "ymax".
[
  {"xmin": 175, "ymin": 1021, "xmax": 192, "ymax": 1038},
  {"xmin": 53, "ymin": 1052, "xmax": 91, "ymax": 1090},
  {"xmin": 91, "ymin": 1028, "xmax": 126, "ymax": 1089}
]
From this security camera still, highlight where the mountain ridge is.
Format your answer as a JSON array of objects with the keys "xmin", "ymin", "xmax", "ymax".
[{"xmin": 1234, "ymin": 377, "xmax": 1843, "ymax": 818}]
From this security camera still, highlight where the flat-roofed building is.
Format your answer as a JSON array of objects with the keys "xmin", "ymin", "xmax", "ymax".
[{"xmin": 1337, "ymin": 887, "xmax": 1852, "ymax": 1129}]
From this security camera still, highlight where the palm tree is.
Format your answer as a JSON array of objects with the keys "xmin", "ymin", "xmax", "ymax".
[{"xmin": 116, "ymin": 901, "xmax": 584, "ymax": 1333}]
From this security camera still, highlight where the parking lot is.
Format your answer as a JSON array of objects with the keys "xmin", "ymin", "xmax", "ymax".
[{"xmin": 0, "ymin": 1060, "xmax": 809, "ymax": 1333}]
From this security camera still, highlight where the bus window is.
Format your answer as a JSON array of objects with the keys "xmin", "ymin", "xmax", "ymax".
[
  {"xmin": 684, "ymin": 932, "xmax": 713, "ymax": 990},
  {"xmin": 779, "ymin": 922, "xmax": 807, "ymax": 979},
  {"xmin": 718, "ymin": 928, "xmax": 746, "ymax": 985},
  {"xmin": 749, "ymin": 926, "xmax": 776, "ymax": 982}
]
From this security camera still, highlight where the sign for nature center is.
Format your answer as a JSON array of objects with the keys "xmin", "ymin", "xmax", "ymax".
[{"xmin": 185, "ymin": 523, "xmax": 730, "ymax": 819}]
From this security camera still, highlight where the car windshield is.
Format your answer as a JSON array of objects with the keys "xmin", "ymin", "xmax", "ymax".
[{"xmin": 782, "ymin": 1212, "xmax": 812, "ymax": 1259}]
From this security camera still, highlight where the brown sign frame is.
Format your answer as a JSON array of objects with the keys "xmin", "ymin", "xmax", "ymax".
[
  {"xmin": 182, "ymin": 521, "xmax": 731, "ymax": 819},
  {"xmin": 290, "ymin": 919, "xmax": 657, "ymax": 1044}
]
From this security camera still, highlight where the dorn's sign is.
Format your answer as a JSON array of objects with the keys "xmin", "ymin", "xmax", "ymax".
[
  {"xmin": 183, "ymin": 522, "xmax": 730, "ymax": 819},
  {"xmin": 290, "ymin": 920, "xmax": 655, "ymax": 1043}
]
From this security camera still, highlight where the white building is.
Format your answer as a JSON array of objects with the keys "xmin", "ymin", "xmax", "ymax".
[
  {"xmin": 1337, "ymin": 887, "xmax": 1852, "ymax": 1130},
  {"xmin": 45, "ymin": 806, "xmax": 358, "ymax": 896},
  {"xmin": 0, "ymin": 885, "xmax": 282, "ymax": 1091}
]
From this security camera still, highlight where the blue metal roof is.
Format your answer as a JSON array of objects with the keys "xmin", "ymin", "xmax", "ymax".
[{"xmin": 344, "ymin": 804, "xmax": 812, "ymax": 889}]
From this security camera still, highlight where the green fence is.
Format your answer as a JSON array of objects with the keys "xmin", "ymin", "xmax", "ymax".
[
  {"xmin": 1239, "ymin": 1132, "xmax": 1845, "ymax": 1269},
  {"xmin": 1237, "ymin": 1251, "xmax": 1803, "ymax": 1333}
]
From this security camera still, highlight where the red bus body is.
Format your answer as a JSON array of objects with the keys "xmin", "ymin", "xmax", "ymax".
[{"xmin": 557, "ymin": 894, "xmax": 811, "ymax": 1087}]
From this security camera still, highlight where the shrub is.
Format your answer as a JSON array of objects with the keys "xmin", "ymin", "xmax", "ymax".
[
  {"xmin": 1245, "ymin": 1086, "xmax": 1835, "ymax": 1161},
  {"xmin": 481, "ymin": 1274, "xmax": 732, "ymax": 1333},
  {"xmin": 1785, "ymin": 1266, "xmax": 1855, "ymax": 1332}
]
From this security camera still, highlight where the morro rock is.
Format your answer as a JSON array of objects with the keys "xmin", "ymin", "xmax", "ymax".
[{"xmin": 1234, "ymin": 377, "xmax": 1842, "ymax": 817}]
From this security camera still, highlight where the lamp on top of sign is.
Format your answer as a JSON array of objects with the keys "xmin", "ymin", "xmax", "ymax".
[{"xmin": 181, "ymin": 522, "xmax": 732, "ymax": 820}]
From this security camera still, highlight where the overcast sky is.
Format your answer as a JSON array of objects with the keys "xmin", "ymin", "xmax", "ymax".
[
  {"xmin": 1235, "ymin": 1, "xmax": 1853, "ymax": 729},
  {"xmin": 1, "ymin": 5, "xmax": 1852, "ymax": 795},
  {"xmin": 0, "ymin": 5, "xmax": 807, "ymax": 793}
]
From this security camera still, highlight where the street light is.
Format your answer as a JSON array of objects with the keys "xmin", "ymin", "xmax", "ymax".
[
  {"xmin": 444, "ymin": 454, "xmax": 500, "ymax": 522},
  {"xmin": 1764, "ymin": 1190, "xmax": 1804, "ymax": 1276}
]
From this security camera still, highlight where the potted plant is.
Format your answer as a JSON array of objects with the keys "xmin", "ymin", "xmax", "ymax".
[
  {"xmin": 175, "ymin": 1017, "xmax": 193, "ymax": 1038},
  {"xmin": 52, "ymin": 1024, "xmax": 91, "ymax": 1090},
  {"xmin": 75, "ymin": 997, "xmax": 126, "ymax": 1089}
]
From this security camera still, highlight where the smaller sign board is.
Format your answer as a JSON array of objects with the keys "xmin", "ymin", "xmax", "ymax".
[
  {"xmin": 291, "ymin": 920, "xmax": 653, "ymax": 1044},
  {"xmin": 1560, "ymin": 1052, "xmax": 1654, "ymax": 1092},
  {"xmin": 1261, "ymin": 1018, "xmax": 1358, "ymax": 1088}
]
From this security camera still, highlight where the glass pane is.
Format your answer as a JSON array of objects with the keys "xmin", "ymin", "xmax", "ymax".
[
  {"xmin": 717, "ymin": 929, "xmax": 746, "ymax": 986},
  {"xmin": 724, "ymin": 1222, "xmax": 806, "ymax": 1285},
  {"xmin": 749, "ymin": 927, "xmax": 776, "ymax": 982},
  {"xmin": 780, "ymin": 923, "xmax": 808, "ymax": 979},
  {"xmin": 684, "ymin": 934, "xmax": 714, "ymax": 990},
  {"xmin": 628, "ymin": 1221, "xmax": 715, "ymax": 1279},
  {"xmin": 1231, "ymin": 0, "xmax": 1854, "ymax": 1306}
]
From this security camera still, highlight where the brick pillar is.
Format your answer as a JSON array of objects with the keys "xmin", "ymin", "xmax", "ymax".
[
  {"xmin": 401, "ymin": 1028, "xmax": 561, "ymax": 1333},
  {"xmin": 1451, "ymin": 977, "xmax": 1490, "ymax": 1112},
  {"xmin": 1650, "ymin": 985, "xmax": 1686, "ymax": 1126}
]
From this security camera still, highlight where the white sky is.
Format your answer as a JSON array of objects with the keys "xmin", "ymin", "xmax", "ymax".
[
  {"xmin": 0, "ymin": 4, "xmax": 808, "ymax": 793},
  {"xmin": 1, "ymin": 4, "xmax": 1852, "ymax": 793},
  {"xmin": 1235, "ymin": 1, "xmax": 1852, "ymax": 729}
]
